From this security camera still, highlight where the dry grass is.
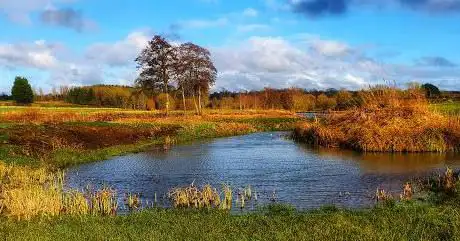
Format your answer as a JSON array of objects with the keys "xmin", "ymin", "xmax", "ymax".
[
  {"xmin": 0, "ymin": 108, "xmax": 294, "ymax": 125},
  {"xmin": 168, "ymin": 183, "xmax": 222, "ymax": 209},
  {"xmin": 0, "ymin": 162, "xmax": 119, "ymax": 220},
  {"xmin": 293, "ymin": 86, "xmax": 460, "ymax": 152},
  {"xmin": 3, "ymin": 124, "xmax": 180, "ymax": 158}
]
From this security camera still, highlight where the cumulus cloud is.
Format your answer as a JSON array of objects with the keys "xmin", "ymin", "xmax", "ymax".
[
  {"xmin": 210, "ymin": 35, "xmax": 460, "ymax": 91},
  {"xmin": 309, "ymin": 37, "xmax": 351, "ymax": 56},
  {"xmin": 0, "ymin": 29, "xmax": 152, "ymax": 91},
  {"xmin": 85, "ymin": 31, "xmax": 151, "ymax": 66},
  {"xmin": 289, "ymin": 0, "xmax": 460, "ymax": 17},
  {"xmin": 1, "ymin": 31, "xmax": 459, "ymax": 93},
  {"xmin": 0, "ymin": 40, "xmax": 62, "ymax": 69}
]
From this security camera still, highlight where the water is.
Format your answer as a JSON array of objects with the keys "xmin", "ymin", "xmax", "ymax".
[{"xmin": 66, "ymin": 132, "xmax": 460, "ymax": 210}]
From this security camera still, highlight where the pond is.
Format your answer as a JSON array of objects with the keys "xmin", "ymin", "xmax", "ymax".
[{"xmin": 66, "ymin": 132, "xmax": 460, "ymax": 211}]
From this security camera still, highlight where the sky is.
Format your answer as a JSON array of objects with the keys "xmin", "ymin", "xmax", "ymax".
[{"xmin": 1, "ymin": 0, "xmax": 460, "ymax": 93}]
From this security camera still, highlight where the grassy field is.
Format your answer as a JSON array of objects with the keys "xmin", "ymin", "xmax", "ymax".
[
  {"xmin": 431, "ymin": 101, "xmax": 460, "ymax": 115},
  {"xmin": 1, "ymin": 99, "xmax": 460, "ymax": 240},
  {"xmin": 0, "ymin": 107, "xmax": 300, "ymax": 167},
  {"xmin": 2, "ymin": 159, "xmax": 460, "ymax": 240},
  {"xmin": 0, "ymin": 204, "xmax": 456, "ymax": 241}
]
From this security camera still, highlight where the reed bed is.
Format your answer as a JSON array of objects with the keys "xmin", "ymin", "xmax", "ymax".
[
  {"xmin": 0, "ymin": 162, "xmax": 118, "ymax": 220},
  {"xmin": 168, "ymin": 183, "xmax": 224, "ymax": 209},
  {"xmin": 293, "ymin": 86, "xmax": 460, "ymax": 152}
]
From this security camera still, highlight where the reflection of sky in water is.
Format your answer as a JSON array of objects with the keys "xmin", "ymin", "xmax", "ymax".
[{"xmin": 66, "ymin": 132, "xmax": 460, "ymax": 211}]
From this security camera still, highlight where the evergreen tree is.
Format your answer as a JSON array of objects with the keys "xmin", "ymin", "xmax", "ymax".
[{"xmin": 11, "ymin": 76, "xmax": 34, "ymax": 104}]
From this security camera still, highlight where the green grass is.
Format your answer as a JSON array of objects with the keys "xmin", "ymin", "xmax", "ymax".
[
  {"xmin": 1, "ymin": 203, "xmax": 458, "ymax": 240},
  {"xmin": 431, "ymin": 101, "xmax": 460, "ymax": 115}
]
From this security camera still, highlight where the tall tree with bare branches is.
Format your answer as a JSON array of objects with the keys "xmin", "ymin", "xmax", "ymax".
[
  {"xmin": 135, "ymin": 35, "xmax": 176, "ymax": 115},
  {"xmin": 176, "ymin": 42, "xmax": 217, "ymax": 115}
]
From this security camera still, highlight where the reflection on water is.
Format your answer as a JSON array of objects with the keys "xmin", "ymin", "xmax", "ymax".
[
  {"xmin": 66, "ymin": 132, "xmax": 460, "ymax": 211},
  {"xmin": 302, "ymin": 146, "xmax": 460, "ymax": 174}
]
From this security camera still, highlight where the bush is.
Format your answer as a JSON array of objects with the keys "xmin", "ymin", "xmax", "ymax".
[{"xmin": 11, "ymin": 76, "xmax": 34, "ymax": 104}]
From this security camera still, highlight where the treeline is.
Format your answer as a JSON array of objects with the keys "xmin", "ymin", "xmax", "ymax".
[{"xmin": 52, "ymin": 83, "xmax": 449, "ymax": 112}]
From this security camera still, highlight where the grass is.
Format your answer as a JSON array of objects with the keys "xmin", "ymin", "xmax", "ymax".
[
  {"xmin": 2, "ymin": 162, "xmax": 460, "ymax": 240},
  {"xmin": 432, "ymin": 101, "xmax": 460, "ymax": 116},
  {"xmin": 3, "ymin": 102, "xmax": 460, "ymax": 240},
  {"xmin": 0, "ymin": 108, "xmax": 300, "ymax": 167},
  {"xmin": 0, "ymin": 203, "xmax": 459, "ymax": 241},
  {"xmin": 293, "ymin": 86, "xmax": 460, "ymax": 153}
]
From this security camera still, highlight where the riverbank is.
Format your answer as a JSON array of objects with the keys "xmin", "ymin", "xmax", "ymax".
[
  {"xmin": 293, "ymin": 87, "xmax": 460, "ymax": 153},
  {"xmin": 0, "ymin": 108, "xmax": 300, "ymax": 168},
  {"xmin": 2, "ymin": 158, "xmax": 460, "ymax": 240},
  {"xmin": 0, "ymin": 203, "xmax": 457, "ymax": 241}
]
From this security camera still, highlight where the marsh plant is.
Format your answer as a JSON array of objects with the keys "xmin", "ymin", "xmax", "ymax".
[{"xmin": 293, "ymin": 86, "xmax": 460, "ymax": 153}]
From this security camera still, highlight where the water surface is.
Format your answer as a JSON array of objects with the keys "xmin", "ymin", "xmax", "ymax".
[{"xmin": 67, "ymin": 132, "xmax": 460, "ymax": 210}]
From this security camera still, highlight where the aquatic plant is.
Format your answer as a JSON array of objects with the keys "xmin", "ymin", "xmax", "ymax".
[
  {"xmin": 220, "ymin": 184, "xmax": 233, "ymax": 210},
  {"xmin": 168, "ymin": 183, "xmax": 221, "ymax": 209},
  {"xmin": 125, "ymin": 193, "xmax": 141, "ymax": 210}
]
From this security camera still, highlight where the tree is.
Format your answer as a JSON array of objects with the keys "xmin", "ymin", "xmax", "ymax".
[
  {"xmin": 176, "ymin": 43, "xmax": 217, "ymax": 115},
  {"xmin": 11, "ymin": 76, "xmax": 34, "ymax": 104},
  {"xmin": 135, "ymin": 35, "xmax": 177, "ymax": 115},
  {"xmin": 422, "ymin": 83, "xmax": 441, "ymax": 98}
]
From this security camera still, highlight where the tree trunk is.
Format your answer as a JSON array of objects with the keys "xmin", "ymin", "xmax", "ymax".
[
  {"xmin": 198, "ymin": 86, "xmax": 202, "ymax": 115},
  {"xmin": 182, "ymin": 87, "xmax": 187, "ymax": 116},
  {"xmin": 165, "ymin": 81, "xmax": 169, "ymax": 116},
  {"xmin": 239, "ymin": 93, "xmax": 242, "ymax": 111},
  {"xmin": 192, "ymin": 92, "xmax": 199, "ymax": 115}
]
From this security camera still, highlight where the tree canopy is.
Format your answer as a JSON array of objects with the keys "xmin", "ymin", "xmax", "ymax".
[
  {"xmin": 422, "ymin": 83, "xmax": 441, "ymax": 98},
  {"xmin": 135, "ymin": 35, "xmax": 217, "ymax": 115}
]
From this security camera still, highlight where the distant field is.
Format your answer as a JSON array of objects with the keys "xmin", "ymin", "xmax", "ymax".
[{"xmin": 431, "ymin": 101, "xmax": 460, "ymax": 115}]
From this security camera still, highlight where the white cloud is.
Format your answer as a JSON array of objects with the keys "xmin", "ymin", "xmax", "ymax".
[
  {"xmin": 210, "ymin": 35, "xmax": 460, "ymax": 91},
  {"xmin": 85, "ymin": 30, "xmax": 151, "ymax": 66},
  {"xmin": 309, "ymin": 38, "xmax": 351, "ymax": 56},
  {"xmin": 1, "ymin": 31, "xmax": 460, "ymax": 93},
  {"xmin": 242, "ymin": 8, "xmax": 259, "ymax": 17},
  {"xmin": 0, "ymin": 29, "xmax": 152, "ymax": 91},
  {"xmin": 0, "ymin": 40, "xmax": 60, "ymax": 69}
]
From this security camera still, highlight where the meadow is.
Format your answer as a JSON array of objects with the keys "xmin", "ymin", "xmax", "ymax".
[
  {"xmin": 0, "ymin": 106, "xmax": 299, "ymax": 167},
  {"xmin": 1, "ymin": 93, "xmax": 460, "ymax": 240}
]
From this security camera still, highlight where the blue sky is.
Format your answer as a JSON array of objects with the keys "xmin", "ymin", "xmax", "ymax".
[{"xmin": 1, "ymin": 0, "xmax": 460, "ymax": 93}]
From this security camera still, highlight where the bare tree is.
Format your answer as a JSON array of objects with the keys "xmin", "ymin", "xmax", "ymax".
[
  {"xmin": 176, "ymin": 43, "xmax": 217, "ymax": 115},
  {"xmin": 135, "ymin": 35, "xmax": 177, "ymax": 115}
]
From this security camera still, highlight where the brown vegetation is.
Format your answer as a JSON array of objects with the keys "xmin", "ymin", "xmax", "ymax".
[
  {"xmin": 293, "ymin": 86, "xmax": 460, "ymax": 152},
  {"xmin": 3, "ymin": 124, "xmax": 180, "ymax": 157}
]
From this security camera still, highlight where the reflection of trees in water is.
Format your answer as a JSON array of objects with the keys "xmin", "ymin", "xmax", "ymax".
[{"xmin": 296, "ymin": 143, "xmax": 460, "ymax": 174}]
